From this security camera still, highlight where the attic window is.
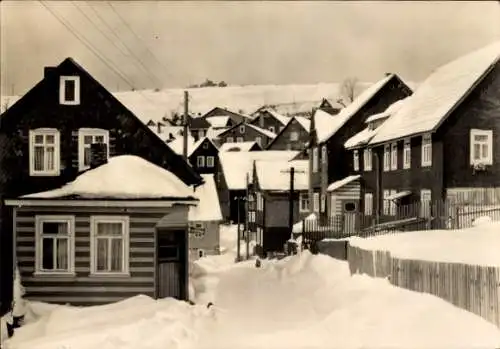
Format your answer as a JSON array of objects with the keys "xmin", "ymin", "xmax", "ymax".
[
  {"xmin": 59, "ymin": 76, "xmax": 80, "ymax": 105},
  {"xmin": 239, "ymin": 125, "xmax": 245, "ymax": 133},
  {"xmin": 470, "ymin": 129, "xmax": 493, "ymax": 165},
  {"xmin": 78, "ymin": 128, "xmax": 109, "ymax": 171},
  {"xmin": 290, "ymin": 131, "xmax": 299, "ymax": 141}
]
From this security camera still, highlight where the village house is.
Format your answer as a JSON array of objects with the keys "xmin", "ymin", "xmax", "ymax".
[
  {"xmin": 217, "ymin": 150, "xmax": 299, "ymax": 223},
  {"xmin": 4, "ymin": 155, "xmax": 198, "ymax": 305},
  {"xmin": 188, "ymin": 174, "xmax": 223, "ymax": 261},
  {"xmin": 216, "ymin": 122, "xmax": 277, "ymax": 148},
  {"xmin": 249, "ymin": 159, "xmax": 309, "ymax": 255},
  {"xmin": 251, "ymin": 98, "xmax": 342, "ymax": 119},
  {"xmin": 201, "ymin": 107, "xmax": 250, "ymax": 125},
  {"xmin": 187, "ymin": 115, "xmax": 211, "ymax": 141},
  {"xmin": 187, "ymin": 137, "xmax": 220, "ymax": 175},
  {"xmin": 266, "ymin": 116, "xmax": 311, "ymax": 151},
  {"xmin": 218, "ymin": 141, "xmax": 262, "ymax": 152},
  {"xmin": 318, "ymin": 98, "xmax": 342, "ymax": 115},
  {"xmin": 308, "ymin": 73, "xmax": 413, "ymax": 226},
  {"xmin": 249, "ymin": 108, "xmax": 290, "ymax": 135},
  {"xmin": 346, "ymin": 41, "xmax": 500, "ymax": 229},
  {"xmin": 0, "ymin": 57, "xmax": 203, "ymax": 315}
]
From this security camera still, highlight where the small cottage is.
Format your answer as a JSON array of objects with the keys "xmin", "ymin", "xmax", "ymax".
[{"xmin": 188, "ymin": 137, "xmax": 219, "ymax": 175}]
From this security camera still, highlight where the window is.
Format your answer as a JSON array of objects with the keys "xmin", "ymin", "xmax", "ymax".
[
  {"xmin": 236, "ymin": 137, "xmax": 244, "ymax": 143},
  {"xmin": 364, "ymin": 149, "xmax": 372, "ymax": 171},
  {"xmin": 403, "ymin": 139, "xmax": 411, "ymax": 169},
  {"xmin": 29, "ymin": 128, "xmax": 61, "ymax": 176},
  {"xmin": 35, "ymin": 215, "xmax": 75, "ymax": 275},
  {"xmin": 199, "ymin": 130, "xmax": 205, "ymax": 138},
  {"xmin": 390, "ymin": 143, "xmax": 397, "ymax": 170},
  {"xmin": 421, "ymin": 134, "xmax": 432, "ymax": 167},
  {"xmin": 248, "ymin": 211, "xmax": 256, "ymax": 223},
  {"xmin": 389, "ymin": 190, "xmax": 397, "ymax": 216},
  {"xmin": 383, "ymin": 190, "xmax": 390, "ymax": 215},
  {"xmin": 256, "ymin": 192, "xmax": 263, "ymax": 211},
  {"xmin": 364, "ymin": 193, "xmax": 373, "ymax": 215},
  {"xmin": 90, "ymin": 216, "xmax": 130, "ymax": 275},
  {"xmin": 312, "ymin": 148, "xmax": 319, "ymax": 172},
  {"xmin": 227, "ymin": 136, "xmax": 234, "ymax": 143},
  {"xmin": 313, "ymin": 192, "xmax": 320, "ymax": 212},
  {"xmin": 321, "ymin": 146, "xmax": 327, "ymax": 165},
  {"xmin": 255, "ymin": 137, "xmax": 262, "ymax": 146},
  {"xmin": 78, "ymin": 128, "xmax": 109, "ymax": 171},
  {"xmin": 197, "ymin": 156, "xmax": 205, "ymax": 167},
  {"xmin": 299, "ymin": 193, "xmax": 309, "ymax": 212},
  {"xmin": 383, "ymin": 145, "xmax": 390, "ymax": 172},
  {"xmin": 269, "ymin": 126, "xmax": 275, "ymax": 133},
  {"xmin": 420, "ymin": 189, "xmax": 432, "ymax": 218},
  {"xmin": 320, "ymin": 194, "xmax": 326, "ymax": 212},
  {"xmin": 198, "ymin": 249, "xmax": 206, "ymax": 258},
  {"xmin": 59, "ymin": 76, "xmax": 80, "ymax": 105},
  {"xmin": 202, "ymin": 141, "xmax": 209, "ymax": 149},
  {"xmin": 470, "ymin": 129, "xmax": 493, "ymax": 165},
  {"xmin": 206, "ymin": 156, "xmax": 215, "ymax": 167},
  {"xmin": 239, "ymin": 125, "xmax": 245, "ymax": 133},
  {"xmin": 290, "ymin": 131, "xmax": 299, "ymax": 141},
  {"xmin": 353, "ymin": 150, "xmax": 359, "ymax": 171}
]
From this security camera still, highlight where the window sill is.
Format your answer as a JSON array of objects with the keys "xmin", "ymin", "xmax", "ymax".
[
  {"xmin": 89, "ymin": 272, "xmax": 131, "ymax": 278},
  {"xmin": 60, "ymin": 101, "xmax": 80, "ymax": 106},
  {"xmin": 33, "ymin": 271, "xmax": 76, "ymax": 278},
  {"xmin": 30, "ymin": 171, "xmax": 61, "ymax": 177}
]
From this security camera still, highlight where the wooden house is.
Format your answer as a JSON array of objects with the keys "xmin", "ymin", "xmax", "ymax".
[
  {"xmin": 4, "ymin": 155, "xmax": 197, "ymax": 306},
  {"xmin": 307, "ymin": 73, "xmax": 413, "ymax": 224},
  {"xmin": 346, "ymin": 41, "xmax": 500, "ymax": 228},
  {"xmin": 266, "ymin": 116, "xmax": 310, "ymax": 151},
  {"xmin": 0, "ymin": 57, "xmax": 202, "ymax": 315},
  {"xmin": 187, "ymin": 115, "xmax": 211, "ymax": 141},
  {"xmin": 204, "ymin": 116, "xmax": 235, "ymax": 131},
  {"xmin": 249, "ymin": 109, "xmax": 291, "ymax": 135},
  {"xmin": 250, "ymin": 159, "xmax": 309, "ymax": 255},
  {"xmin": 188, "ymin": 174, "xmax": 223, "ymax": 261},
  {"xmin": 319, "ymin": 98, "xmax": 342, "ymax": 115},
  {"xmin": 187, "ymin": 137, "xmax": 219, "ymax": 175},
  {"xmin": 218, "ymin": 150, "xmax": 299, "ymax": 223},
  {"xmin": 201, "ymin": 107, "xmax": 250, "ymax": 125},
  {"xmin": 216, "ymin": 122, "xmax": 276, "ymax": 148}
]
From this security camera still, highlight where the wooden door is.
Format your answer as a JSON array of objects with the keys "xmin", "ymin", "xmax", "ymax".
[{"xmin": 156, "ymin": 229, "xmax": 185, "ymax": 300}]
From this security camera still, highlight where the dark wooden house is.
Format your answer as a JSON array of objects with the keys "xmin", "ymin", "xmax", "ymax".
[
  {"xmin": 201, "ymin": 107, "xmax": 250, "ymax": 125},
  {"xmin": 187, "ymin": 115, "xmax": 211, "ymax": 141},
  {"xmin": 216, "ymin": 122, "xmax": 276, "ymax": 148},
  {"xmin": 347, "ymin": 42, "xmax": 500, "ymax": 229},
  {"xmin": 266, "ymin": 116, "xmax": 310, "ymax": 151},
  {"xmin": 0, "ymin": 57, "xmax": 202, "ymax": 315},
  {"xmin": 249, "ymin": 109, "xmax": 291, "ymax": 135},
  {"xmin": 308, "ymin": 73, "xmax": 413, "ymax": 224},
  {"xmin": 188, "ymin": 137, "xmax": 219, "ymax": 175},
  {"xmin": 4, "ymin": 155, "xmax": 197, "ymax": 306},
  {"xmin": 319, "ymin": 98, "xmax": 342, "ymax": 115}
]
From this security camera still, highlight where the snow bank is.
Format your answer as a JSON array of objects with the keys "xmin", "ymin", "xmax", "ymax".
[
  {"xmin": 4, "ymin": 295, "xmax": 215, "ymax": 349},
  {"xmin": 349, "ymin": 222, "xmax": 500, "ymax": 266}
]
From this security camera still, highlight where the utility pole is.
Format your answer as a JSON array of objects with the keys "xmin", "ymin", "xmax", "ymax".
[
  {"xmin": 183, "ymin": 91, "xmax": 189, "ymax": 161},
  {"xmin": 281, "ymin": 166, "xmax": 306, "ymax": 241},
  {"xmin": 245, "ymin": 172, "xmax": 250, "ymax": 260}
]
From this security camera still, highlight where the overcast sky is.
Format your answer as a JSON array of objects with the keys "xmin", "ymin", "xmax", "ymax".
[{"xmin": 1, "ymin": 1, "xmax": 499, "ymax": 95}]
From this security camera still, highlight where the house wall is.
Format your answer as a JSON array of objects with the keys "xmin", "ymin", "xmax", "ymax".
[
  {"xmin": 188, "ymin": 140, "xmax": 219, "ymax": 175},
  {"xmin": 267, "ymin": 118, "xmax": 309, "ymax": 151},
  {"xmin": 218, "ymin": 124, "xmax": 273, "ymax": 148},
  {"xmin": 263, "ymin": 192, "xmax": 305, "ymax": 227},
  {"xmin": 188, "ymin": 220, "xmax": 220, "ymax": 260},
  {"xmin": 329, "ymin": 180, "xmax": 361, "ymax": 216},
  {"xmin": 13, "ymin": 204, "xmax": 188, "ymax": 306},
  {"xmin": 250, "ymin": 111, "xmax": 286, "ymax": 134},
  {"xmin": 440, "ymin": 61, "xmax": 500, "ymax": 190}
]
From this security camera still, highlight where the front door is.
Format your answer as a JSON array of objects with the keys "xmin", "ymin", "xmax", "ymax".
[
  {"xmin": 343, "ymin": 201, "xmax": 358, "ymax": 235},
  {"xmin": 156, "ymin": 229, "xmax": 185, "ymax": 300}
]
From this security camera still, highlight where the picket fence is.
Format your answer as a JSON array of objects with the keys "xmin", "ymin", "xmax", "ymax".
[{"xmin": 347, "ymin": 244, "xmax": 500, "ymax": 328}]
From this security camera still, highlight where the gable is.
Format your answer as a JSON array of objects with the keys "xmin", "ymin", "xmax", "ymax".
[{"xmin": 0, "ymin": 58, "xmax": 202, "ymax": 188}]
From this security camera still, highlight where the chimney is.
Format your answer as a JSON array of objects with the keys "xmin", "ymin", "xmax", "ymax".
[
  {"xmin": 90, "ymin": 143, "xmax": 108, "ymax": 169},
  {"xmin": 385, "ymin": 72, "xmax": 392, "ymax": 77},
  {"xmin": 44, "ymin": 67, "xmax": 57, "ymax": 79}
]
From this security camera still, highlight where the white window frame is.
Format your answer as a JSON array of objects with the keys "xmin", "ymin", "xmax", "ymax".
[
  {"xmin": 78, "ymin": 128, "xmax": 110, "ymax": 171},
  {"xmin": 421, "ymin": 133, "xmax": 432, "ymax": 167},
  {"xmin": 321, "ymin": 145, "xmax": 327, "ymax": 165},
  {"xmin": 383, "ymin": 190, "xmax": 390, "ymax": 215},
  {"xmin": 206, "ymin": 156, "xmax": 215, "ymax": 168},
  {"xmin": 353, "ymin": 150, "xmax": 359, "ymax": 171},
  {"xmin": 290, "ymin": 131, "xmax": 299, "ymax": 141},
  {"xmin": 236, "ymin": 137, "xmax": 244, "ymax": 143},
  {"xmin": 389, "ymin": 189, "xmax": 397, "ymax": 216},
  {"xmin": 420, "ymin": 189, "xmax": 432, "ymax": 218},
  {"xmin": 312, "ymin": 147, "xmax": 319, "ymax": 173},
  {"xmin": 364, "ymin": 193, "xmax": 373, "ymax": 215},
  {"xmin": 390, "ymin": 143, "xmax": 398, "ymax": 170},
  {"xmin": 383, "ymin": 144, "xmax": 390, "ymax": 172},
  {"xmin": 255, "ymin": 137, "xmax": 262, "ymax": 146},
  {"xmin": 269, "ymin": 126, "xmax": 275, "ymax": 133},
  {"xmin": 320, "ymin": 194, "xmax": 326, "ymax": 212},
  {"xmin": 197, "ymin": 155, "xmax": 205, "ymax": 167},
  {"xmin": 363, "ymin": 149, "xmax": 372, "ymax": 171},
  {"xmin": 299, "ymin": 192, "xmax": 309, "ymax": 212},
  {"xmin": 256, "ymin": 192, "xmax": 262, "ymax": 211},
  {"xmin": 239, "ymin": 125, "xmax": 245, "ymax": 133},
  {"xmin": 35, "ymin": 215, "xmax": 75, "ymax": 275},
  {"xmin": 403, "ymin": 139, "xmax": 411, "ymax": 169},
  {"xmin": 313, "ymin": 192, "xmax": 320, "ymax": 212},
  {"xmin": 29, "ymin": 128, "xmax": 61, "ymax": 176},
  {"xmin": 59, "ymin": 76, "xmax": 81, "ymax": 105},
  {"xmin": 90, "ymin": 216, "xmax": 130, "ymax": 276},
  {"xmin": 470, "ymin": 129, "xmax": 493, "ymax": 165},
  {"xmin": 227, "ymin": 136, "xmax": 234, "ymax": 143},
  {"xmin": 248, "ymin": 211, "xmax": 256, "ymax": 223}
]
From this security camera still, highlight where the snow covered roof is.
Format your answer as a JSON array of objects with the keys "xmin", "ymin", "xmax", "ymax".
[
  {"xmin": 292, "ymin": 213, "xmax": 318, "ymax": 233},
  {"xmin": 317, "ymin": 74, "xmax": 396, "ymax": 144},
  {"xmin": 147, "ymin": 125, "xmax": 183, "ymax": 143},
  {"xmin": 219, "ymin": 141, "xmax": 259, "ymax": 152},
  {"xmin": 313, "ymin": 109, "xmax": 336, "ymax": 142},
  {"xmin": 265, "ymin": 109, "xmax": 292, "ymax": 126},
  {"xmin": 365, "ymin": 98, "xmax": 407, "ymax": 124},
  {"xmin": 370, "ymin": 41, "xmax": 500, "ymax": 145},
  {"xmin": 255, "ymin": 159, "xmax": 309, "ymax": 191},
  {"xmin": 205, "ymin": 126, "xmax": 228, "ymax": 140},
  {"xmin": 167, "ymin": 133, "xmax": 197, "ymax": 156},
  {"xmin": 219, "ymin": 150, "xmax": 299, "ymax": 190},
  {"xmin": 189, "ymin": 174, "xmax": 222, "ymax": 222},
  {"xmin": 246, "ymin": 123, "xmax": 277, "ymax": 138},
  {"xmin": 206, "ymin": 116, "xmax": 230, "ymax": 128},
  {"xmin": 327, "ymin": 175, "xmax": 361, "ymax": 192},
  {"xmin": 21, "ymin": 155, "xmax": 197, "ymax": 200},
  {"xmin": 188, "ymin": 137, "xmax": 217, "ymax": 157},
  {"xmin": 295, "ymin": 116, "xmax": 311, "ymax": 132}
]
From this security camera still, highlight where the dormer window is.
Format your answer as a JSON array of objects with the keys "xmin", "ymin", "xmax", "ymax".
[
  {"xmin": 60, "ymin": 76, "xmax": 80, "ymax": 105},
  {"xmin": 239, "ymin": 125, "xmax": 245, "ymax": 133},
  {"xmin": 78, "ymin": 128, "xmax": 109, "ymax": 171},
  {"xmin": 29, "ymin": 128, "xmax": 61, "ymax": 176}
]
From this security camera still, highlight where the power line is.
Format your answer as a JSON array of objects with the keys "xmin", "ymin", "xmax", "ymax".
[{"xmin": 77, "ymin": 1, "xmax": 163, "ymax": 88}]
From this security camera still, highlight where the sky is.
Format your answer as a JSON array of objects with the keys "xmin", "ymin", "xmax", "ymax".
[{"xmin": 1, "ymin": 1, "xmax": 499, "ymax": 95}]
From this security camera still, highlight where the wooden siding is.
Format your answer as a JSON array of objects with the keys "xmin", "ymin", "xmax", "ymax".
[
  {"xmin": 267, "ymin": 118, "xmax": 309, "ymax": 151},
  {"xmin": 263, "ymin": 191, "xmax": 305, "ymax": 227},
  {"xmin": 218, "ymin": 123, "xmax": 274, "ymax": 148},
  {"xmin": 329, "ymin": 180, "xmax": 361, "ymax": 216},
  {"xmin": 188, "ymin": 139, "xmax": 219, "ymax": 175},
  {"xmin": 14, "ymin": 204, "xmax": 187, "ymax": 306},
  {"xmin": 249, "ymin": 111, "xmax": 287, "ymax": 135}
]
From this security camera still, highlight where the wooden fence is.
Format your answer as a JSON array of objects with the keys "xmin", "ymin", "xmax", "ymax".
[{"xmin": 347, "ymin": 244, "xmax": 500, "ymax": 328}]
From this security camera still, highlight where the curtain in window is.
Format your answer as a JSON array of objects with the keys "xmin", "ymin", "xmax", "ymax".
[
  {"xmin": 34, "ymin": 146, "xmax": 44, "ymax": 171},
  {"xmin": 96, "ymin": 222, "xmax": 123, "ymax": 272}
]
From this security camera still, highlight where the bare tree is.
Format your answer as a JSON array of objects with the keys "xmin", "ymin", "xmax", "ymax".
[{"xmin": 337, "ymin": 77, "xmax": 359, "ymax": 107}]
